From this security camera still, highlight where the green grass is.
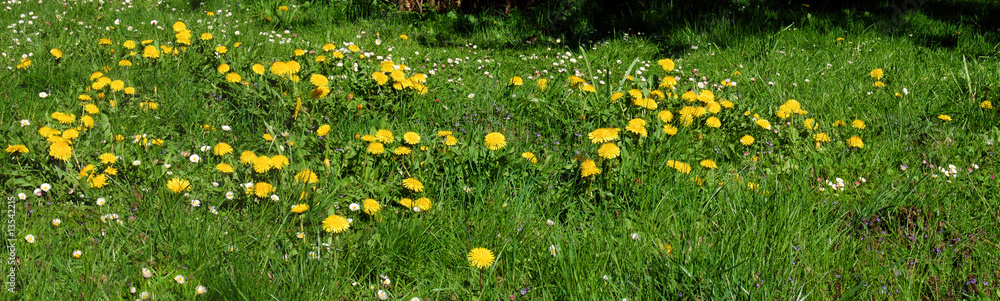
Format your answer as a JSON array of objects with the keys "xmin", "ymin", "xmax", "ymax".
[{"xmin": 1, "ymin": 0, "xmax": 998, "ymax": 300}]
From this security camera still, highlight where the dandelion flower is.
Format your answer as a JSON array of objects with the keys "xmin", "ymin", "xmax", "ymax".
[
  {"xmin": 376, "ymin": 130, "xmax": 394, "ymax": 144},
  {"xmin": 415, "ymin": 197, "xmax": 432, "ymax": 211},
  {"xmin": 216, "ymin": 163, "xmax": 234, "ymax": 173},
  {"xmin": 316, "ymin": 124, "xmax": 331, "ymax": 137},
  {"xmin": 291, "ymin": 203, "xmax": 309, "ymax": 213},
  {"xmin": 270, "ymin": 155, "xmax": 289, "ymax": 169},
  {"xmin": 253, "ymin": 156, "xmax": 272, "ymax": 173},
  {"xmin": 521, "ymin": 152, "xmax": 537, "ymax": 164},
  {"xmin": 254, "ymin": 182, "xmax": 274, "ymax": 198},
  {"xmin": 239, "ymin": 151, "xmax": 257, "ymax": 165},
  {"xmin": 846, "ymin": 136, "xmax": 864, "ymax": 148},
  {"xmin": 509, "ymin": 76, "xmax": 523, "ymax": 86},
  {"xmin": 705, "ymin": 117, "xmax": 721, "ymax": 128},
  {"xmin": 50, "ymin": 48, "xmax": 63, "ymax": 59},
  {"xmin": 625, "ymin": 118, "xmax": 648, "ymax": 137},
  {"xmin": 467, "ymin": 248, "xmax": 495, "ymax": 269},
  {"xmin": 295, "ymin": 169, "xmax": 319, "ymax": 183},
  {"xmin": 322, "ymin": 214, "xmax": 350, "ymax": 233},
  {"xmin": 657, "ymin": 58, "xmax": 675, "ymax": 72},
  {"xmin": 870, "ymin": 68, "xmax": 884, "ymax": 80},
  {"xmin": 667, "ymin": 160, "xmax": 692, "ymax": 174},
  {"xmin": 393, "ymin": 146, "xmax": 412, "ymax": 155},
  {"xmin": 700, "ymin": 159, "xmax": 718, "ymax": 169},
  {"xmin": 5, "ymin": 145, "xmax": 28, "ymax": 155},
  {"xmin": 814, "ymin": 133, "xmax": 831, "ymax": 143},
  {"xmin": 597, "ymin": 143, "xmax": 621, "ymax": 159},
  {"xmin": 739, "ymin": 135, "xmax": 754, "ymax": 146},
  {"xmin": 444, "ymin": 135, "xmax": 457, "ymax": 146},
  {"xmin": 588, "ymin": 128, "xmax": 620, "ymax": 144},
  {"xmin": 580, "ymin": 159, "xmax": 601, "ymax": 177},
  {"xmin": 213, "ymin": 142, "xmax": 233, "ymax": 156},
  {"xmin": 368, "ymin": 142, "xmax": 386, "ymax": 155},
  {"xmin": 981, "ymin": 100, "xmax": 993, "ymax": 110},
  {"xmin": 167, "ymin": 178, "xmax": 190, "ymax": 193},
  {"xmin": 484, "ymin": 132, "xmax": 506, "ymax": 150},
  {"xmin": 89, "ymin": 174, "xmax": 109, "ymax": 188},
  {"xmin": 938, "ymin": 115, "xmax": 952, "ymax": 121},
  {"xmin": 852, "ymin": 119, "xmax": 866, "ymax": 129},
  {"xmin": 402, "ymin": 178, "xmax": 424, "ymax": 192},
  {"xmin": 537, "ymin": 78, "xmax": 548, "ymax": 90},
  {"xmin": 49, "ymin": 142, "xmax": 73, "ymax": 161},
  {"xmin": 363, "ymin": 199, "xmax": 382, "ymax": 215},
  {"xmin": 662, "ymin": 124, "xmax": 678, "ymax": 136},
  {"xmin": 755, "ymin": 119, "xmax": 772, "ymax": 130},
  {"xmin": 403, "ymin": 132, "xmax": 421, "ymax": 144}
]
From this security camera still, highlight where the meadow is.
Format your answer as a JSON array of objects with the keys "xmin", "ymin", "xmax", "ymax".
[{"xmin": 1, "ymin": 0, "xmax": 999, "ymax": 300}]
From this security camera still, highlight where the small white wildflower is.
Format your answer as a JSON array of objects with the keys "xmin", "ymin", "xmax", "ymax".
[
  {"xmin": 17, "ymin": 193, "xmax": 26, "ymax": 200},
  {"xmin": 96, "ymin": 197, "xmax": 106, "ymax": 206},
  {"xmin": 221, "ymin": 125, "xmax": 231, "ymax": 131},
  {"xmin": 225, "ymin": 191, "xmax": 235, "ymax": 200},
  {"xmin": 40, "ymin": 183, "xmax": 51, "ymax": 192},
  {"xmin": 195, "ymin": 285, "xmax": 207, "ymax": 295},
  {"xmin": 630, "ymin": 233, "xmax": 640, "ymax": 240},
  {"xmin": 19, "ymin": 119, "xmax": 29, "ymax": 127},
  {"xmin": 546, "ymin": 219, "xmax": 555, "ymax": 226},
  {"xmin": 348, "ymin": 203, "xmax": 360, "ymax": 211},
  {"xmin": 133, "ymin": 160, "xmax": 141, "ymax": 166},
  {"xmin": 270, "ymin": 194, "xmax": 279, "ymax": 201},
  {"xmin": 209, "ymin": 206, "xmax": 218, "ymax": 214},
  {"xmin": 377, "ymin": 290, "xmax": 388, "ymax": 300},
  {"xmin": 189, "ymin": 154, "xmax": 201, "ymax": 163},
  {"xmin": 200, "ymin": 145, "xmax": 211, "ymax": 152},
  {"xmin": 39, "ymin": 92, "xmax": 48, "ymax": 98},
  {"xmin": 24, "ymin": 234, "xmax": 35, "ymax": 243},
  {"xmin": 190, "ymin": 199, "xmax": 201, "ymax": 207},
  {"xmin": 174, "ymin": 275, "xmax": 185, "ymax": 284}
]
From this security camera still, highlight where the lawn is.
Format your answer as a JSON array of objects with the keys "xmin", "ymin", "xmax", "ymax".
[{"xmin": 1, "ymin": 0, "xmax": 998, "ymax": 300}]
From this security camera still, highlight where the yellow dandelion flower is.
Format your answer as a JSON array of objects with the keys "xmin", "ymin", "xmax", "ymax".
[
  {"xmin": 376, "ymin": 130, "xmax": 394, "ymax": 143},
  {"xmin": 404, "ymin": 132, "xmax": 421, "ymax": 144},
  {"xmin": 402, "ymin": 178, "xmax": 424, "ymax": 192},
  {"xmin": 291, "ymin": 203, "xmax": 309, "ymax": 213},
  {"xmin": 597, "ymin": 143, "xmax": 621, "ymax": 159},
  {"xmin": 740, "ymin": 135, "xmax": 754, "ymax": 146},
  {"xmin": 980, "ymin": 100, "xmax": 993, "ymax": 110},
  {"xmin": 367, "ymin": 142, "xmax": 385, "ymax": 155},
  {"xmin": 295, "ymin": 169, "xmax": 319, "ymax": 184},
  {"xmin": 5, "ymin": 145, "xmax": 28, "ymax": 155},
  {"xmin": 521, "ymin": 152, "xmax": 537, "ymax": 164},
  {"xmin": 142, "ymin": 45, "xmax": 160, "ymax": 59},
  {"xmin": 99, "ymin": 153, "xmax": 117, "ymax": 164},
  {"xmin": 537, "ymin": 78, "xmax": 548, "ymax": 90},
  {"xmin": 662, "ymin": 124, "xmax": 678, "ymax": 136},
  {"xmin": 254, "ymin": 182, "xmax": 274, "ymax": 198},
  {"xmin": 468, "ymin": 248, "xmax": 495, "ymax": 269},
  {"xmin": 814, "ymin": 133, "xmax": 830, "ymax": 143},
  {"xmin": 580, "ymin": 159, "xmax": 601, "ymax": 177},
  {"xmin": 216, "ymin": 163, "xmax": 234, "ymax": 173},
  {"xmin": 870, "ymin": 68, "xmax": 884, "ymax": 80},
  {"xmin": 484, "ymin": 132, "xmax": 506, "ymax": 150},
  {"xmin": 938, "ymin": 115, "xmax": 952, "ymax": 122},
  {"xmin": 755, "ymin": 119, "xmax": 772, "ymax": 130},
  {"xmin": 852, "ymin": 119, "xmax": 866, "ymax": 129},
  {"xmin": 399, "ymin": 198, "xmax": 414, "ymax": 208},
  {"xmin": 270, "ymin": 155, "xmax": 289, "ymax": 170},
  {"xmin": 705, "ymin": 117, "xmax": 721, "ymax": 128},
  {"xmin": 322, "ymin": 215, "xmax": 350, "ymax": 233},
  {"xmin": 444, "ymin": 135, "xmax": 457, "ymax": 146},
  {"xmin": 166, "ymin": 178, "xmax": 190, "ymax": 193},
  {"xmin": 88, "ymin": 173, "xmax": 108, "ymax": 188},
  {"xmin": 657, "ymin": 58, "xmax": 675, "ymax": 71},
  {"xmin": 239, "ymin": 151, "xmax": 257, "ymax": 165},
  {"xmin": 700, "ymin": 159, "xmax": 718, "ymax": 169},
  {"xmin": 363, "ymin": 199, "xmax": 382, "ymax": 215},
  {"xmin": 48, "ymin": 142, "xmax": 72, "ymax": 161},
  {"xmin": 393, "ymin": 146, "xmax": 412, "ymax": 155},
  {"xmin": 415, "ymin": 197, "xmax": 432, "ymax": 211},
  {"xmin": 658, "ymin": 110, "xmax": 674, "ymax": 123},
  {"xmin": 588, "ymin": 128, "xmax": 620, "ymax": 144},
  {"xmin": 213, "ymin": 142, "xmax": 233, "ymax": 156},
  {"xmin": 509, "ymin": 76, "xmax": 523, "ymax": 86},
  {"xmin": 253, "ymin": 156, "xmax": 271, "ymax": 173},
  {"xmin": 846, "ymin": 136, "xmax": 864, "ymax": 148}
]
